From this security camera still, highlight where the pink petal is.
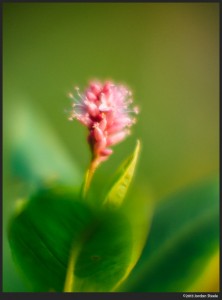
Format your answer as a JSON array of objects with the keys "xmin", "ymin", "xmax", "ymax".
[
  {"xmin": 99, "ymin": 117, "xmax": 107, "ymax": 131},
  {"xmin": 76, "ymin": 113, "xmax": 92, "ymax": 127},
  {"xmin": 87, "ymin": 102, "xmax": 99, "ymax": 117},
  {"xmin": 100, "ymin": 148, "xmax": 113, "ymax": 156},
  {"xmin": 107, "ymin": 131, "xmax": 129, "ymax": 146},
  {"xmin": 93, "ymin": 126, "xmax": 104, "ymax": 142},
  {"xmin": 86, "ymin": 91, "xmax": 97, "ymax": 102},
  {"xmin": 94, "ymin": 136, "xmax": 107, "ymax": 154},
  {"xmin": 107, "ymin": 123, "xmax": 124, "ymax": 134},
  {"xmin": 90, "ymin": 82, "xmax": 102, "ymax": 95},
  {"xmin": 106, "ymin": 110, "xmax": 114, "ymax": 125},
  {"xmin": 102, "ymin": 82, "xmax": 112, "ymax": 94}
]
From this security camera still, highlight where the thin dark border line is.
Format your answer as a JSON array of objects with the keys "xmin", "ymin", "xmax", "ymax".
[
  {"xmin": 219, "ymin": 0, "xmax": 221, "ymax": 295},
  {"xmin": 0, "ymin": 1, "xmax": 221, "ymax": 4}
]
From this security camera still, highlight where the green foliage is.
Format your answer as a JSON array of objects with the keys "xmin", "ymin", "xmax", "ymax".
[
  {"xmin": 6, "ymin": 102, "xmax": 219, "ymax": 292},
  {"xmin": 4, "ymin": 3, "xmax": 219, "ymax": 292},
  {"xmin": 8, "ymin": 121, "xmax": 219, "ymax": 293},
  {"xmin": 7, "ymin": 101, "xmax": 143, "ymax": 292},
  {"xmin": 8, "ymin": 186, "xmax": 133, "ymax": 292},
  {"xmin": 74, "ymin": 210, "xmax": 132, "ymax": 292},
  {"xmin": 117, "ymin": 186, "xmax": 153, "ymax": 289},
  {"xmin": 103, "ymin": 140, "xmax": 141, "ymax": 208},
  {"xmin": 8, "ymin": 187, "xmax": 92, "ymax": 291},
  {"xmin": 120, "ymin": 177, "xmax": 219, "ymax": 292},
  {"xmin": 9, "ymin": 101, "xmax": 81, "ymax": 189}
]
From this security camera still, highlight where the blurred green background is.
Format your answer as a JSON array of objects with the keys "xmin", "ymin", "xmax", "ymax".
[{"xmin": 3, "ymin": 3, "xmax": 219, "ymax": 292}]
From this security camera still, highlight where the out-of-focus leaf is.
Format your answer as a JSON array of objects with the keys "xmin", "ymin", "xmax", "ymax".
[
  {"xmin": 111, "ymin": 186, "xmax": 154, "ymax": 291},
  {"xmin": 103, "ymin": 140, "xmax": 141, "ymax": 208},
  {"xmin": 120, "ymin": 177, "xmax": 219, "ymax": 292},
  {"xmin": 8, "ymin": 186, "xmax": 133, "ymax": 292},
  {"xmin": 9, "ymin": 99, "xmax": 81, "ymax": 188},
  {"xmin": 186, "ymin": 249, "xmax": 219, "ymax": 292},
  {"xmin": 8, "ymin": 187, "xmax": 92, "ymax": 292},
  {"xmin": 73, "ymin": 209, "xmax": 132, "ymax": 292},
  {"xmin": 4, "ymin": 98, "xmax": 82, "ymax": 291}
]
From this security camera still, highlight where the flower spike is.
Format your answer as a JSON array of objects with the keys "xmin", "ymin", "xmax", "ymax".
[
  {"xmin": 67, "ymin": 80, "xmax": 139, "ymax": 196},
  {"xmin": 68, "ymin": 80, "xmax": 139, "ymax": 167}
]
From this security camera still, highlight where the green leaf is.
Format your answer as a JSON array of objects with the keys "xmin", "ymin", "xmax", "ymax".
[
  {"xmin": 111, "ymin": 186, "xmax": 154, "ymax": 291},
  {"xmin": 8, "ymin": 187, "xmax": 92, "ymax": 292},
  {"xmin": 9, "ymin": 100, "xmax": 81, "ymax": 188},
  {"xmin": 8, "ymin": 186, "xmax": 133, "ymax": 292},
  {"xmin": 103, "ymin": 140, "xmax": 141, "ymax": 208},
  {"xmin": 4, "ymin": 99, "xmax": 82, "ymax": 292},
  {"xmin": 120, "ymin": 177, "xmax": 219, "ymax": 292},
  {"xmin": 73, "ymin": 209, "xmax": 132, "ymax": 292}
]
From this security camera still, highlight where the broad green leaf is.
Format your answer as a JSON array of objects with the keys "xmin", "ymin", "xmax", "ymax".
[
  {"xmin": 8, "ymin": 186, "xmax": 133, "ymax": 292},
  {"xmin": 186, "ymin": 249, "xmax": 219, "ymax": 292},
  {"xmin": 73, "ymin": 209, "xmax": 132, "ymax": 292},
  {"xmin": 8, "ymin": 187, "xmax": 93, "ymax": 292},
  {"xmin": 120, "ymin": 177, "xmax": 219, "ymax": 292},
  {"xmin": 110, "ymin": 186, "xmax": 154, "ymax": 291},
  {"xmin": 4, "ymin": 98, "xmax": 81, "ymax": 292},
  {"xmin": 103, "ymin": 140, "xmax": 141, "ymax": 208}
]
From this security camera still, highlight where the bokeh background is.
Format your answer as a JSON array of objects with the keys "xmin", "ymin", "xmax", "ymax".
[{"xmin": 3, "ymin": 3, "xmax": 219, "ymax": 292}]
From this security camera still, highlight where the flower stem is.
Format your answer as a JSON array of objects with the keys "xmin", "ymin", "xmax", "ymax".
[
  {"xmin": 63, "ymin": 243, "xmax": 81, "ymax": 292},
  {"xmin": 82, "ymin": 158, "xmax": 99, "ymax": 198}
]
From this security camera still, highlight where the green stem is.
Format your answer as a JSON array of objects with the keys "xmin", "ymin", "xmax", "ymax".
[
  {"xmin": 82, "ymin": 158, "xmax": 99, "ymax": 198},
  {"xmin": 63, "ymin": 243, "xmax": 81, "ymax": 292},
  {"xmin": 64, "ymin": 159, "xmax": 99, "ymax": 291}
]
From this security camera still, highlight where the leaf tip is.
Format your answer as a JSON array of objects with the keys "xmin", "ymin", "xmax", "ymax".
[
  {"xmin": 14, "ymin": 198, "xmax": 28, "ymax": 216},
  {"xmin": 103, "ymin": 139, "xmax": 141, "ymax": 208}
]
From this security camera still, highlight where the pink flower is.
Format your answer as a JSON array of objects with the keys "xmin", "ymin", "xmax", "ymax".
[{"xmin": 68, "ymin": 80, "xmax": 139, "ymax": 166}]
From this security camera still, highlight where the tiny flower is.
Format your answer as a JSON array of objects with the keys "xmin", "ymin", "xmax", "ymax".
[{"xmin": 68, "ymin": 80, "xmax": 139, "ymax": 167}]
